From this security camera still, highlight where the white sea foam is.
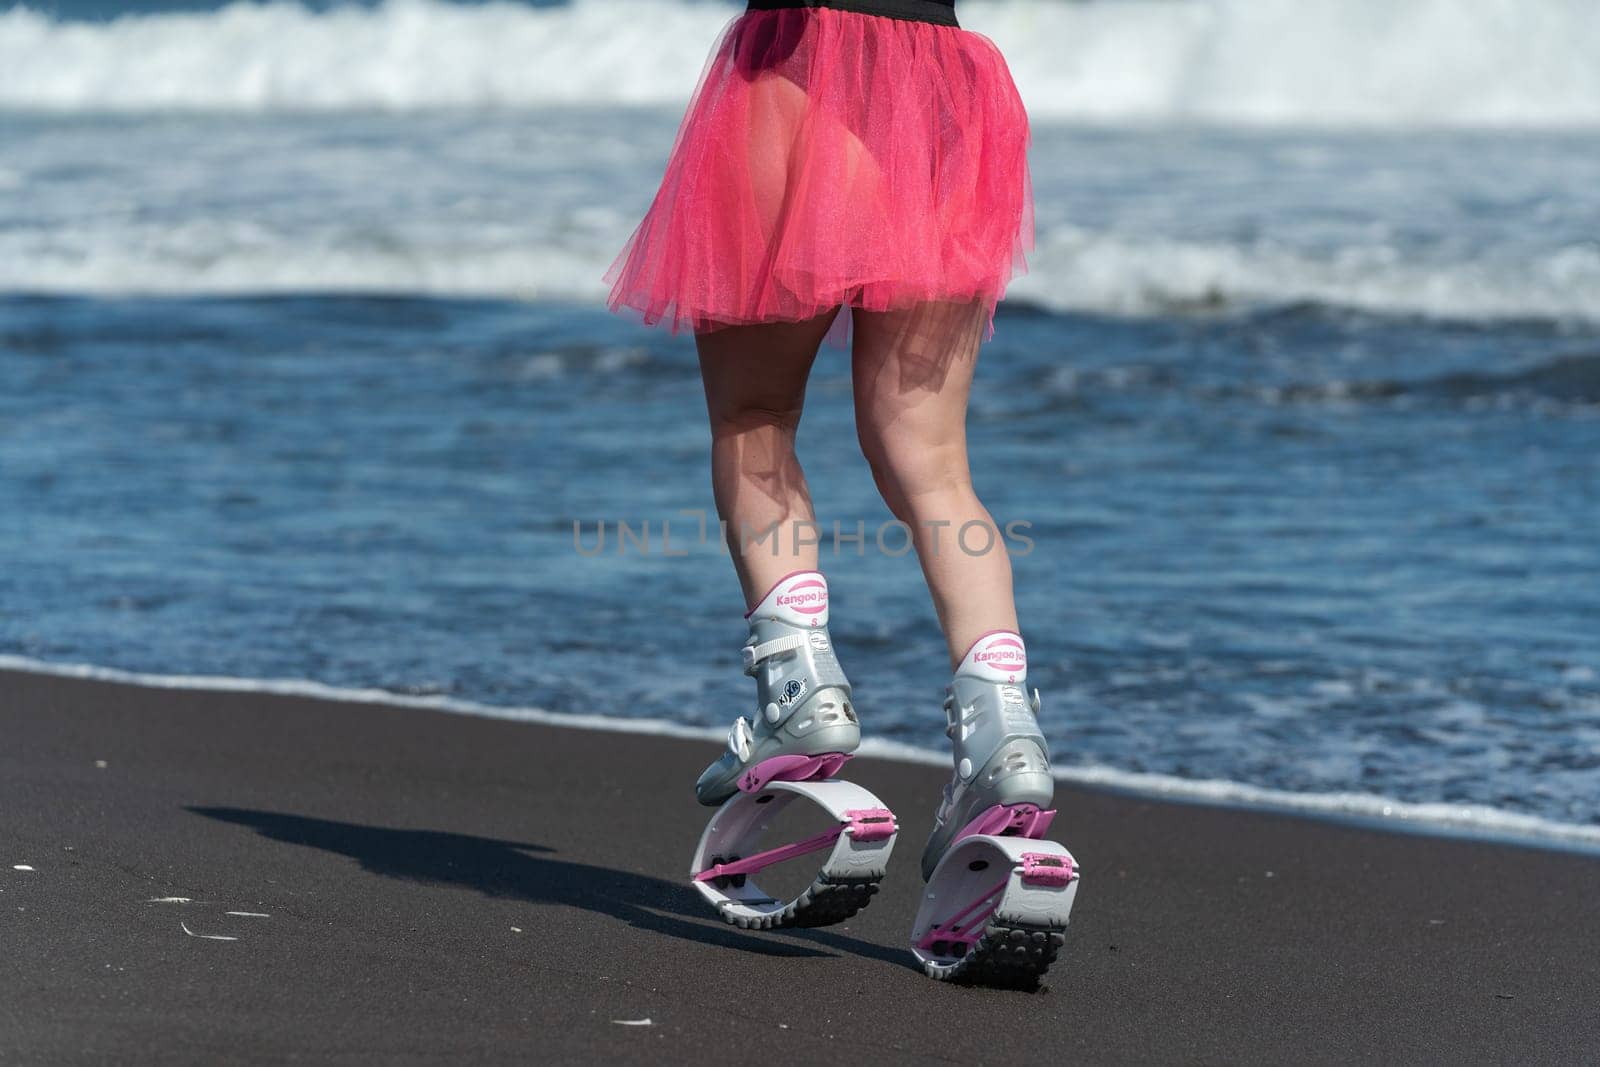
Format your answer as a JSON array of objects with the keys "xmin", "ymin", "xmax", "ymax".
[
  {"xmin": 1016, "ymin": 227, "xmax": 1600, "ymax": 324},
  {"xmin": 5, "ymin": 653, "xmax": 1599, "ymax": 852},
  {"xmin": 6, "ymin": 225, "xmax": 1597, "ymax": 327},
  {"xmin": 1, "ymin": 0, "xmax": 1598, "ymax": 126}
]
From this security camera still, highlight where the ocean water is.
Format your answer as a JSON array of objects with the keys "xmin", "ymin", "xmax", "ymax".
[{"xmin": 2, "ymin": 0, "xmax": 1599, "ymax": 841}]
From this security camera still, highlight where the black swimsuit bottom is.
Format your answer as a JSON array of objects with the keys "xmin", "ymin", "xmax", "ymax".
[{"xmin": 745, "ymin": 0, "xmax": 959, "ymax": 28}]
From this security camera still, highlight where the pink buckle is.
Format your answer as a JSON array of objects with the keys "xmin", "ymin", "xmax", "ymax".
[
  {"xmin": 845, "ymin": 808, "xmax": 896, "ymax": 841},
  {"xmin": 1019, "ymin": 852, "xmax": 1075, "ymax": 887}
]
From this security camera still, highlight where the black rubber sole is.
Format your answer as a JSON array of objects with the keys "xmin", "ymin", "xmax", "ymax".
[
  {"xmin": 925, "ymin": 920, "xmax": 1066, "ymax": 991},
  {"xmin": 717, "ymin": 872, "xmax": 883, "ymax": 930}
]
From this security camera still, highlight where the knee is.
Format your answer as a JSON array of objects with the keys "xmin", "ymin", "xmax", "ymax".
[
  {"xmin": 708, "ymin": 401, "xmax": 803, "ymax": 443},
  {"xmin": 856, "ymin": 419, "xmax": 967, "ymax": 517}
]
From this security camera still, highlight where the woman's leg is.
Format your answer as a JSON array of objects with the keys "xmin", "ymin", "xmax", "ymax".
[
  {"xmin": 855, "ymin": 299, "xmax": 1052, "ymax": 880},
  {"xmin": 692, "ymin": 307, "xmax": 864, "ymax": 809},
  {"xmin": 851, "ymin": 299, "xmax": 1017, "ymax": 667},
  {"xmin": 696, "ymin": 307, "xmax": 842, "ymax": 609}
]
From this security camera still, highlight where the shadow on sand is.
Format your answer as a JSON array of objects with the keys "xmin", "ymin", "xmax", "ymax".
[{"xmin": 190, "ymin": 806, "xmax": 913, "ymax": 969}]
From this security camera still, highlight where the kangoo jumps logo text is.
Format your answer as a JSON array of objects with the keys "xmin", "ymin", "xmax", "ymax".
[
  {"xmin": 973, "ymin": 636, "xmax": 1026, "ymax": 674},
  {"xmin": 776, "ymin": 579, "xmax": 828, "ymax": 616}
]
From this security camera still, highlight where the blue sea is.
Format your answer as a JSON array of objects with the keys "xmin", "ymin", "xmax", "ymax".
[{"xmin": 3, "ymin": 0, "xmax": 1599, "ymax": 844}]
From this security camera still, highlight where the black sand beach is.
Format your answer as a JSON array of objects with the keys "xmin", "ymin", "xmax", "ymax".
[{"xmin": 3, "ymin": 666, "xmax": 1598, "ymax": 1064}]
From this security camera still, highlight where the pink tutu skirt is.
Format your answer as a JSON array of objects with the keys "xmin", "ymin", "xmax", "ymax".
[{"xmin": 602, "ymin": 1, "xmax": 1035, "ymax": 350}]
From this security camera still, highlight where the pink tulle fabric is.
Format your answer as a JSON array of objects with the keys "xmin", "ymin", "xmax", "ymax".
[{"xmin": 602, "ymin": 7, "xmax": 1035, "ymax": 350}]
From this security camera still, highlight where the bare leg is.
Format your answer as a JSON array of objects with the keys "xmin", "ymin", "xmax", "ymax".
[
  {"xmin": 851, "ymin": 299, "xmax": 1018, "ymax": 667},
  {"xmin": 696, "ymin": 307, "xmax": 842, "ymax": 609}
]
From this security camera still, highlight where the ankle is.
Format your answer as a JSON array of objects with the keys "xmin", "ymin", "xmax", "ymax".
[
  {"xmin": 953, "ymin": 629, "xmax": 1027, "ymax": 682},
  {"xmin": 745, "ymin": 569, "xmax": 831, "ymax": 627}
]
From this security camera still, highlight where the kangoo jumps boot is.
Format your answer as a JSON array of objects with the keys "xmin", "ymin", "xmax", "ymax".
[
  {"xmin": 920, "ymin": 630, "xmax": 1055, "ymax": 880},
  {"xmin": 911, "ymin": 632, "xmax": 1079, "ymax": 987},
  {"xmin": 695, "ymin": 571, "xmax": 861, "ymax": 806}
]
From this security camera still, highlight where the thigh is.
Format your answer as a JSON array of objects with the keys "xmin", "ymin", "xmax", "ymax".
[
  {"xmin": 851, "ymin": 299, "xmax": 988, "ymax": 452},
  {"xmin": 696, "ymin": 308, "xmax": 843, "ymax": 424}
]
